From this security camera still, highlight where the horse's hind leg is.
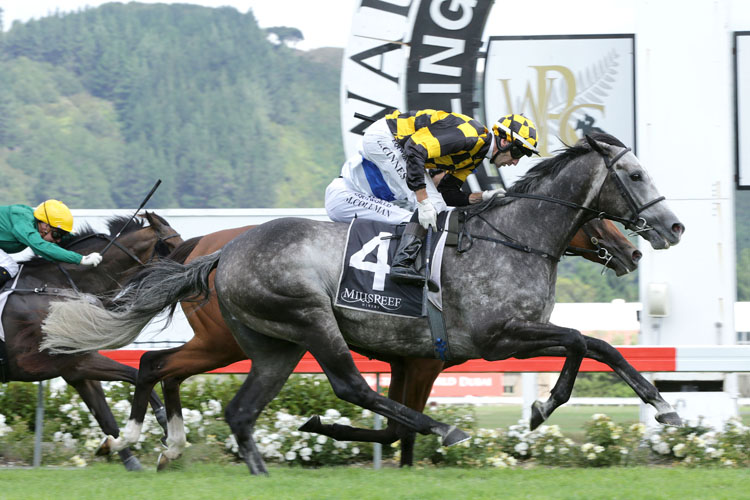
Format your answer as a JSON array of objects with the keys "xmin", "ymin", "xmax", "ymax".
[
  {"xmin": 302, "ymin": 321, "xmax": 467, "ymax": 446},
  {"xmin": 222, "ymin": 321, "xmax": 306, "ymax": 475},
  {"xmin": 65, "ymin": 378, "xmax": 142, "ymax": 471}
]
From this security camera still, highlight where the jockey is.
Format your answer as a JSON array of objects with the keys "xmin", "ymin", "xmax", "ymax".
[
  {"xmin": 0, "ymin": 200, "xmax": 103, "ymax": 288},
  {"xmin": 325, "ymin": 110, "xmax": 539, "ymax": 286}
]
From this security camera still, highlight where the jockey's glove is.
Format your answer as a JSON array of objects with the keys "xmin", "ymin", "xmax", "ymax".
[
  {"xmin": 80, "ymin": 252, "xmax": 103, "ymax": 267},
  {"xmin": 482, "ymin": 188, "xmax": 506, "ymax": 201},
  {"xmin": 417, "ymin": 199, "xmax": 438, "ymax": 230}
]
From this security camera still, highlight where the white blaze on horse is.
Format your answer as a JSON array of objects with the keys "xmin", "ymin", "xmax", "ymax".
[{"xmin": 41, "ymin": 134, "xmax": 684, "ymax": 475}]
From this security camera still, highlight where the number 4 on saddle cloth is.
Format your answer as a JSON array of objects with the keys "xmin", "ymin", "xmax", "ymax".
[{"xmin": 335, "ymin": 211, "xmax": 452, "ymax": 318}]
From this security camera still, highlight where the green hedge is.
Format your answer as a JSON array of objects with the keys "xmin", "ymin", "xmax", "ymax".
[{"xmin": 1, "ymin": 376, "xmax": 749, "ymax": 468}]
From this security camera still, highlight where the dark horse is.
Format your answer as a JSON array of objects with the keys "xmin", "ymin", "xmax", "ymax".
[
  {"xmin": 87, "ymin": 216, "xmax": 640, "ymax": 470},
  {"xmin": 41, "ymin": 135, "xmax": 684, "ymax": 475},
  {"xmin": 3, "ymin": 212, "xmax": 182, "ymax": 470}
]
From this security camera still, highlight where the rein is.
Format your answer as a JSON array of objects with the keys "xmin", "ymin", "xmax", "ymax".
[
  {"xmin": 451, "ymin": 145, "xmax": 665, "ymax": 259},
  {"xmin": 6, "ymin": 230, "xmax": 180, "ymax": 297}
]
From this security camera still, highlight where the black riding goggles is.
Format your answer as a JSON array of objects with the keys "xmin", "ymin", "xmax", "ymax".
[
  {"xmin": 509, "ymin": 142, "xmax": 533, "ymax": 159},
  {"xmin": 50, "ymin": 228, "xmax": 69, "ymax": 241}
]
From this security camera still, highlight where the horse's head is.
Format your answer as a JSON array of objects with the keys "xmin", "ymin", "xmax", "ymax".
[
  {"xmin": 584, "ymin": 134, "xmax": 685, "ymax": 250},
  {"xmin": 117, "ymin": 211, "xmax": 183, "ymax": 265},
  {"xmin": 571, "ymin": 218, "xmax": 641, "ymax": 276}
]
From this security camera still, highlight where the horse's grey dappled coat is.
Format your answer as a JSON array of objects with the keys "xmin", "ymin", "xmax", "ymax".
[{"xmin": 41, "ymin": 135, "xmax": 686, "ymax": 475}]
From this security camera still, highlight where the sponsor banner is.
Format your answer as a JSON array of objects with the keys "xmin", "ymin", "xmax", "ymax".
[
  {"xmin": 405, "ymin": 0, "xmax": 492, "ymax": 114},
  {"xmin": 737, "ymin": 32, "xmax": 750, "ymax": 188},
  {"xmin": 483, "ymin": 35, "xmax": 636, "ymax": 188},
  {"xmin": 363, "ymin": 372, "xmax": 504, "ymax": 397},
  {"xmin": 340, "ymin": 0, "xmax": 492, "ymax": 157}
]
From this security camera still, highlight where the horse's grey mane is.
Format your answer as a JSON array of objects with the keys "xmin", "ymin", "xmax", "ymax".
[{"xmin": 457, "ymin": 133, "xmax": 627, "ymax": 218}]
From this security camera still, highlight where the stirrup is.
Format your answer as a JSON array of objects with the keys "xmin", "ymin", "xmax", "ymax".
[{"xmin": 390, "ymin": 267, "xmax": 426, "ymax": 286}]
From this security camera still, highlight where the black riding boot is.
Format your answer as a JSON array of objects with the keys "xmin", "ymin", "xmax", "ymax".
[
  {"xmin": 390, "ymin": 222, "xmax": 426, "ymax": 287},
  {"xmin": 0, "ymin": 267, "xmax": 11, "ymax": 289}
]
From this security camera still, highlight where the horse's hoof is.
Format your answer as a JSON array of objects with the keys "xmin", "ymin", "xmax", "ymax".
[
  {"xmin": 656, "ymin": 411, "xmax": 683, "ymax": 427},
  {"xmin": 156, "ymin": 452, "xmax": 170, "ymax": 472},
  {"xmin": 442, "ymin": 425, "xmax": 470, "ymax": 447},
  {"xmin": 123, "ymin": 455, "xmax": 143, "ymax": 472},
  {"xmin": 530, "ymin": 400, "xmax": 547, "ymax": 430},
  {"xmin": 96, "ymin": 436, "xmax": 114, "ymax": 456},
  {"xmin": 298, "ymin": 415, "xmax": 321, "ymax": 433}
]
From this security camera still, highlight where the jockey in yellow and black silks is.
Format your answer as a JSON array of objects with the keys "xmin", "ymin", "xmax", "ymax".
[{"xmin": 324, "ymin": 110, "xmax": 539, "ymax": 286}]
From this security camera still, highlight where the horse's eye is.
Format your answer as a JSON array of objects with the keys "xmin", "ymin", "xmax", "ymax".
[{"xmin": 630, "ymin": 172, "xmax": 642, "ymax": 181}]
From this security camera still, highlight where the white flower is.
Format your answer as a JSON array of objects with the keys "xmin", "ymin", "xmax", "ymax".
[
  {"xmin": 654, "ymin": 442, "xmax": 671, "ymax": 455},
  {"xmin": 285, "ymin": 451, "xmax": 297, "ymax": 461},
  {"xmin": 514, "ymin": 442, "xmax": 529, "ymax": 455},
  {"xmin": 361, "ymin": 409, "xmax": 372, "ymax": 418},
  {"xmin": 559, "ymin": 447, "xmax": 568, "ymax": 455},
  {"xmin": 70, "ymin": 455, "xmax": 87, "ymax": 468},
  {"xmin": 592, "ymin": 413, "xmax": 607, "ymax": 421},
  {"xmin": 672, "ymin": 443, "xmax": 686, "ymax": 457},
  {"xmin": 543, "ymin": 445, "xmax": 554, "ymax": 454},
  {"xmin": 581, "ymin": 443, "xmax": 594, "ymax": 453},
  {"xmin": 316, "ymin": 435, "xmax": 328, "ymax": 445},
  {"xmin": 593, "ymin": 445, "xmax": 605, "ymax": 454},
  {"xmin": 324, "ymin": 409, "xmax": 341, "ymax": 420},
  {"xmin": 351, "ymin": 447, "xmax": 360, "ymax": 455},
  {"xmin": 313, "ymin": 444, "xmax": 323, "ymax": 452},
  {"xmin": 586, "ymin": 452, "xmax": 597, "ymax": 460},
  {"xmin": 299, "ymin": 447, "xmax": 312, "ymax": 457}
]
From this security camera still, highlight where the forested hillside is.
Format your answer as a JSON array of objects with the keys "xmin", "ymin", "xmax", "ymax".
[
  {"xmin": 1, "ymin": 3, "xmax": 747, "ymax": 302},
  {"xmin": 0, "ymin": 3, "xmax": 343, "ymax": 208}
]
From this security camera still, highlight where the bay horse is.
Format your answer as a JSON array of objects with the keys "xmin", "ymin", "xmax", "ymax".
[
  {"xmin": 41, "ymin": 134, "xmax": 684, "ymax": 475},
  {"xmin": 83, "ymin": 215, "xmax": 639, "ymax": 470},
  {"xmin": 2, "ymin": 212, "xmax": 182, "ymax": 470}
]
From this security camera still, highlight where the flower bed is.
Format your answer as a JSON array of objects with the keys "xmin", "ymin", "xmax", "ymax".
[{"xmin": 1, "ymin": 376, "xmax": 748, "ymax": 468}]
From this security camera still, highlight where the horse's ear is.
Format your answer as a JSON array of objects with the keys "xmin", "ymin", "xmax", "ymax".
[
  {"xmin": 143, "ymin": 211, "xmax": 157, "ymax": 227},
  {"xmin": 585, "ymin": 134, "xmax": 605, "ymax": 154}
]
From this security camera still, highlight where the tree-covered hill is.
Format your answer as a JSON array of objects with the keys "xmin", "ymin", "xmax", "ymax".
[{"xmin": 0, "ymin": 3, "xmax": 343, "ymax": 209}]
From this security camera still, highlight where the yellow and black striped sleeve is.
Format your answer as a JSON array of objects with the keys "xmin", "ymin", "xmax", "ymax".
[{"xmin": 386, "ymin": 110, "xmax": 491, "ymax": 192}]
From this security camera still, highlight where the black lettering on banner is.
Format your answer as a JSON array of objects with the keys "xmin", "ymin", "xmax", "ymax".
[
  {"xmin": 406, "ymin": 0, "xmax": 492, "ymax": 114},
  {"xmin": 350, "ymin": 43, "xmax": 403, "ymax": 83},
  {"xmin": 360, "ymin": 0, "xmax": 412, "ymax": 17},
  {"xmin": 345, "ymin": 91, "xmax": 398, "ymax": 136}
]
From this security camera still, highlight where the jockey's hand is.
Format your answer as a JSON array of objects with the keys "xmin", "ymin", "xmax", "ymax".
[
  {"xmin": 482, "ymin": 188, "xmax": 506, "ymax": 201},
  {"xmin": 417, "ymin": 199, "xmax": 438, "ymax": 230},
  {"xmin": 80, "ymin": 252, "xmax": 102, "ymax": 267}
]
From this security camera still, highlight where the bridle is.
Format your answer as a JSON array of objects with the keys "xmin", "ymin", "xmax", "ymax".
[
  {"xmin": 453, "ymin": 144, "xmax": 666, "ymax": 259},
  {"xmin": 504, "ymin": 146, "xmax": 666, "ymax": 233},
  {"xmin": 563, "ymin": 223, "xmax": 615, "ymax": 273}
]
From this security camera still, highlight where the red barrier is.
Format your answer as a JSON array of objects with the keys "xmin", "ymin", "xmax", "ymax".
[{"xmin": 101, "ymin": 346, "xmax": 676, "ymax": 373}]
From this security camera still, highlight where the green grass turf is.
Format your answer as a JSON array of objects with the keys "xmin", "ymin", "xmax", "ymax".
[{"xmin": 0, "ymin": 463, "xmax": 746, "ymax": 500}]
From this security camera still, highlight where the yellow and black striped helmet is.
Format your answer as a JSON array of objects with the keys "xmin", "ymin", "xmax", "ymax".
[{"xmin": 493, "ymin": 114, "xmax": 540, "ymax": 156}]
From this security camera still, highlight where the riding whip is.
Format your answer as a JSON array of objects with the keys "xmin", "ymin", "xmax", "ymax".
[{"xmin": 100, "ymin": 179, "xmax": 162, "ymax": 256}]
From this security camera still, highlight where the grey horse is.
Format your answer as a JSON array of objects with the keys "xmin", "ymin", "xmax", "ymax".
[{"xmin": 41, "ymin": 134, "xmax": 685, "ymax": 475}]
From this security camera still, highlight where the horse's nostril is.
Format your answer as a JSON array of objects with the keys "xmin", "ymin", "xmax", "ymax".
[
  {"xmin": 672, "ymin": 222, "xmax": 685, "ymax": 236},
  {"xmin": 632, "ymin": 250, "xmax": 643, "ymax": 263}
]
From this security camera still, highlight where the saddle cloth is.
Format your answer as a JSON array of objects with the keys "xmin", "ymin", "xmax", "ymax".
[
  {"xmin": 335, "ymin": 213, "xmax": 450, "ymax": 318},
  {"xmin": 0, "ymin": 266, "xmax": 23, "ymax": 342}
]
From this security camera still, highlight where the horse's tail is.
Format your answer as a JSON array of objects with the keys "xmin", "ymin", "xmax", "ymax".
[{"xmin": 40, "ymin": 251, "xmax": 221, "ymax": 354}]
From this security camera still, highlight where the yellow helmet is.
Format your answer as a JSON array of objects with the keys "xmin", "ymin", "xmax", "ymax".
[
  {"xmin": 493, "ymin": 114, "xmax": 540, "ymax": 156},
  {"xmin": 34, "ymin": 200, "xmax": 74, "ymax": 233}
]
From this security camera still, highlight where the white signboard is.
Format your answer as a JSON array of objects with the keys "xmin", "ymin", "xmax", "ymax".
[
  {"xmin": 483, "ymin": 35, "xmax": 636, "ymax": 187},
  {"xmin": 737, "ymin": 32, "xmax": 750, "ymax": 189}
]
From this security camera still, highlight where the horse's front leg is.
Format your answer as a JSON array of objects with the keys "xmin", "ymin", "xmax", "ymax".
[
  {"xmin": 484, "ymin": 319, "xmax": 586, "ymax": 430},
  {"xmin": 64, "ymin": 378, "xmax": 142, "ymax": 471},
  {"xmin": 516, "ymin": 336, "xmax": 683, "ymax": 426}
]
